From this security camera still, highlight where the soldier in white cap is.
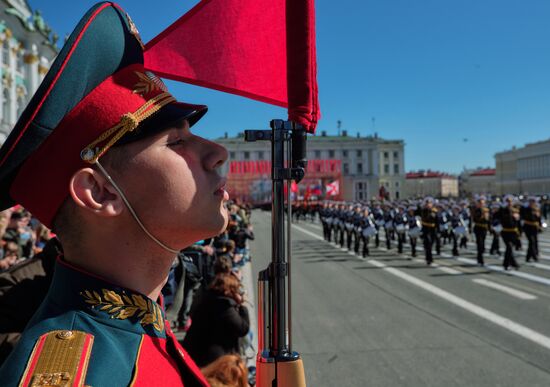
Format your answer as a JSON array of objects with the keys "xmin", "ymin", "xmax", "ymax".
[{"xmin": 420, "ymin": 197, "xmax": 437, "ymax": 265}]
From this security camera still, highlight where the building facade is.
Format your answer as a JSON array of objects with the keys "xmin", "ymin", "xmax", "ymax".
[
  {"xmin": 495, "ymin": 139, "xmax": 550, "ymax": 195},
  {"xmin": 405, "ymin": 171, "xmax": 459, "ymax": 198},
  {"xmin": 0, "ymin": 0, "xmax": 58, "ymax": 143},
  {"xmin": 459, "ymin": 168, "xmax": 496, "ymax": 197},
  {"xmin": 215, "ymin": 130, "xmax": 406, "ymax": 201}
]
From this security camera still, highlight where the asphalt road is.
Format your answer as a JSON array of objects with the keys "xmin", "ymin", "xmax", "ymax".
[{"xmin": 249, "ymin": 210, "xmax": 550, "ymax": 387}]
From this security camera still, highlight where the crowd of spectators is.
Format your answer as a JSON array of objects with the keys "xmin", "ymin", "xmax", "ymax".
[
  {"xmin": 162, "ymin": 201, "xmax": 255, "ymax": 386},
  {"xmin": 0, "ymin": 202, "xmax": 256, "ymax": 386},
  {"xmin": 0, "ymin": 206, "xmax": 54, "ymax": 272}
]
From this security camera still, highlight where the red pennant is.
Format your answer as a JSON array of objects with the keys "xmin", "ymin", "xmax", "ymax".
[{"xmin": 144, "ymin": 0, "xmax": 319, "ymax": 133}]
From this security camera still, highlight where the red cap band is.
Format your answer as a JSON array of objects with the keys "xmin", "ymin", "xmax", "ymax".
[{"xmin": 11, "ymin": 64, "xmax": 172, "ymax": 227}]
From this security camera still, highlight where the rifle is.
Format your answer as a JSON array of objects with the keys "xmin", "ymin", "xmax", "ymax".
[{"xmin": 245, "ymin": 119, "xmax": 307, "ymax": 386}]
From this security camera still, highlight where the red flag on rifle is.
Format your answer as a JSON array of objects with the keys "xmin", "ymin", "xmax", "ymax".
[{"xmin": 144, "ymin": 0, "xmax": 320, "ymax": 133}]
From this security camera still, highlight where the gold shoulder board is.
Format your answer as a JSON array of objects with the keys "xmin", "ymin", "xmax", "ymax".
[{"xmin": 19, "ymin": 330, "xmax": 94, "ymax": 387}]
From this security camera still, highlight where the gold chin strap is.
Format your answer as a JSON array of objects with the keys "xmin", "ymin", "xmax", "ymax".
[
  {"xmin": 80, "ymin": 92, "xmax": 175, "ymax": 164},
  {"xmin": 94, "ymin": 160, "xmax": 180, "ymax": 255}
]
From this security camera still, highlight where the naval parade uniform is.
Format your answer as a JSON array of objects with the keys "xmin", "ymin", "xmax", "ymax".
[
  {"xmin": 435, "ymin": 210, "xmax": 448, "ymax": 255},
  {"xmin": 319, "ymin": 204, "xmax": 330, "ymax": 241},
  {"xmin": 449, "ymin": 212, "xmax": 462, "ymax": 256},
  {"xmin": 521, "ymin": 205, "xmax": 542, "ymax": 262},
  {"xmin": 335, "ymin": 207, "xmax": 344, "ymax": 245},
  {"xmin": 352, "ymin": 210, "xmax": 363, "ymax": 254},
  {"xmin": 421, "ymin": 207, "xmax": 438, "ymax": 264},
  {"xmin": 0, "ymin": 3, "xmax": 211, "ymax": 385},
  {"xmin": 459, "ymin": 207, "xmax": 471, "ymax": 249},
  {"xmin": 383, "ymin": 209, "xmax": 394, "ymax": 250},
  {"xmin": 393, "ymin": 211, "xmax": 407, "ymax": 254},
  {"xmin": 437, "ymin": 209, "xmax": 450, "ymax": 246},
  {"xmin": 489, "ymin": 208, "xmax": 502, "ymax": 256},
  {"xmin": 373, "ymin": 207, "xmax": 383, "ymax": 248},
  {"xmin": 345, "ymin": 208, "xmax": 355, "ymax": 250},
  {"xmin": 360, "ymin": 213, "xmax": 375, "ymax": 257},
  {"xmin": 407, "ymin": 213, "xmax": 420, "ymax": 257},
  {"xmin": 327, "ymin": 205, "xmax": 336, "ymax": 242}
]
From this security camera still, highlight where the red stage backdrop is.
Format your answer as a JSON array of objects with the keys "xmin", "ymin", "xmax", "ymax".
[{"xmin": 227, "ymin": 159, "xmax": 342, "ymax": 203}]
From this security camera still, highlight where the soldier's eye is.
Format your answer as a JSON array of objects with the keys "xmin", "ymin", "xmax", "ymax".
[{"xmin": 168, "ymin": 139, "xmax": 186, "ymax": 147}]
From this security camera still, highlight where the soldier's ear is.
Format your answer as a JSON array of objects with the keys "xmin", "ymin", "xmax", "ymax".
[{"xmin": 68, "ymin": 168, "xmax": 124, "ymax": 217}]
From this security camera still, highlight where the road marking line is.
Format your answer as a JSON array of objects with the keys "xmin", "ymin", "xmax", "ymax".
[
  {"xmin": 367, "ymin": 259, "xmax": 550, "ymax": 351},
  {"xmin": 378, "ymin": 235, "xmax": 550, "ymax": 287},
  {"xmin": 526, "ymin": 262, "xmax": 550, "ymax": 270},
  {"xmin": 436, "ymin": 266, "xmax": 463, "ymax": 275},
  {"xmin": 472, "ymin": 278, "xmax": 537, "ymax": 300},
  {"xmin": 292, "ymin": 224, "xmax": 550, "ymax": 351},
  {"xmin": 375, "ymin": 245, "xmax": 463, "ymax": 275},
  {"xmin": 454, "ymin": 256, "xmax": 550, "ymax": 287}
]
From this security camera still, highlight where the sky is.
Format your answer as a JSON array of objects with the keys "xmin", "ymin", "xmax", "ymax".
[{"xmin": 31, "ymin": 0, "xmax": 550, "ymax": 173}]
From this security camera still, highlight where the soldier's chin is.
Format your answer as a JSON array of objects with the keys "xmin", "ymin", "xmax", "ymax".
[
  {"xmin": 218, "ymin": 206, "xmax": 230, "ymax": 231},
  {"xmin": 200, "ymin": 207, "xmax": 230, "ymax": 240}
]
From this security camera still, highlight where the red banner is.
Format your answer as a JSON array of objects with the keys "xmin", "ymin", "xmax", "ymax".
[
  {"xmin": 228, "ymin": 159, "xmax": 341, "ymax": 177},
  {"xmin": 226, "ymin": 159, "xmax": 341, "ymax": 203}
]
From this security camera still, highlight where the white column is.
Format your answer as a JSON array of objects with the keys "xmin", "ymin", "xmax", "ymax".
[
  {"xmin": 38, "ymin": 58, "xmax": 48, "ymax": 83},
  {"xmin": 0, "ymin": 38, "xmax": 5, "ymax": 124},
  {"xmin": 372, "ymin": 148, "xmax": 379, "ymax": 176},
  {"xmin": 26, "ymin": 44, "xmax": 39, "ymax": 95},
  {"xmin": 9, "ymin": 41, "xmax": 17, "ymax": 125}
]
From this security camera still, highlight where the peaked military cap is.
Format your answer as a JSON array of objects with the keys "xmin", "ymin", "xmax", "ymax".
[
  {"xmin": 422, "ymin": 196, "xmax": 434, "ymax": 205},
  {"xmin": 0, "ymin": 2, "xmax": 207, "ymax": 227},
  {"xmin": 503, "ymin": 194, "xmax": 516, "ymax": 203}
]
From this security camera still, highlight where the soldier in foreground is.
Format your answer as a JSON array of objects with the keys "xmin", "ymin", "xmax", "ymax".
[{"xmin": 0, "ymin": 3, "xmax": 228, "ymax": 386}]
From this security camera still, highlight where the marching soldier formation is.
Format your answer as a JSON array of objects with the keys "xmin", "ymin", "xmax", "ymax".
[{"xmin": 314, "ymin": 194, "xmax": 546, "ymax": 270}]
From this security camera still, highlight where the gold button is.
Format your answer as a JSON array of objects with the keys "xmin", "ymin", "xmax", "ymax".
[{"xmin": 56, "ymin": 330, "xmax": 74, "ymax": 340}]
